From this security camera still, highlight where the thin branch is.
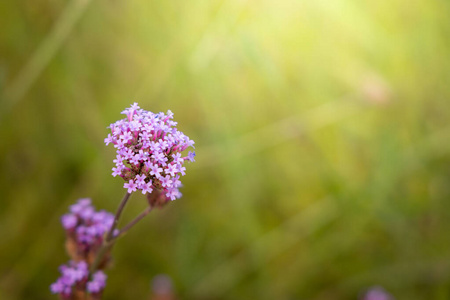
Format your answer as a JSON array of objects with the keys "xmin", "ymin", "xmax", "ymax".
[
  {"xmin": 2, "ymin": 0, "xmax": 92, "ymax": 120},
  {"xmin": 111, "ymin": 206, "xmax": 153, "ymax": 242},
  {"xmin": 90, "ymin": 191, "xmax": 131, "ymax": 273},
  {"xmin": 105, "ymin": 192, "xmax": 131, "ymax": 242}
]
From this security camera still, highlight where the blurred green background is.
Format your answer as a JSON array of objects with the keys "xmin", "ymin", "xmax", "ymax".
[{"xmin": 1, "ymin": 0, "xmax": 450, "ymax": 299}]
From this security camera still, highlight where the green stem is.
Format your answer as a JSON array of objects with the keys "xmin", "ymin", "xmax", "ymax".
[
  {"xmin": 110, "ymin": 206, "xmax": 153, "ymax": 242},
  {"xmin": 106, "ymin": 192, "xmax": 131, "ymax": 242},
  {"xmin": 90, "ymin": 192, "xmax": 131, "ymax": 273}
]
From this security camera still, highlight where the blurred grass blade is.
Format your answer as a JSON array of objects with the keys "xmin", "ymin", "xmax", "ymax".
[{"xmin": 1, "ymin": 0, "xmax": 92, "ymax": 120}]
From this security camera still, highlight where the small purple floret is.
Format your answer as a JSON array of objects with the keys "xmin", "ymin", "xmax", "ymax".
[
  {"xmin": 61, "ymin": 214, "xmax": 78, "ymax": 230},
  {"xmin": 87, "ymin": 271, "xmax": 107, "ymax": 293},
  {"xmin": 124, "ymin": 179, "xmax": 137, "ymax": 193},
  {"xmin": 187, "ymin": 151, "xmax": 196, "ymax": 162}
]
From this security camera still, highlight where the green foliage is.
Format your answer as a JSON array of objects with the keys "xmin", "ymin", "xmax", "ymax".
[{"xmin": 1, "ymin": 0, "xmax": 450, "ymax": 299}]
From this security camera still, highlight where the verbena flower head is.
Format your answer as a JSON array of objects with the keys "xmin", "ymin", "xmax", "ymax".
[
  {"xmin": 50, "ymin": 261, "xmax": 89, "ymax": 298},
  {"xmin": 105, "ymin": 103, "xmax": 196, "ymax": 201},
  {"xmin": 61, "ymin": 198, "xmax": 115, "ymax": 262},
  {"xmin": 50, "ymin": 261, "xmax": 107, "ymax": 298}
]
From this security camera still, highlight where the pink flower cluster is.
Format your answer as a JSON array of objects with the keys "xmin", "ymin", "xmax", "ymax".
[
  {"xmin": 51, "ymin": 199, "xmax": 112, "ymax": 298},
  {"xmin": 61, "ymin": 198, "xmax": 115, "ymax": 251},
  {"xmin": 50, "ymin": 261, "xmax": 106, "ymax": 298},
  {"xmin": 104, "ymin": 103, "xmax": 195, "ymax": 201}
]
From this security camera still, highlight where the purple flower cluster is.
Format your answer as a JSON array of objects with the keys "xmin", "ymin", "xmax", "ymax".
[
  {"xmin": 50, "ymin": 261, "xmax": 88, "ymax": 297},
  {"xmin": 61, "ymin": 198, "xmax": 115, "ymax": 251},
  {"xmin": 51, "ymin": 199, "xmax": 113, "ymax": 299},
  {"xmin": 104, "ymin": 103, "xmax": 195, "ymax": 201},
  {"xmin": 50, "ymin": 261, "xmax": 107, "ymax": 298},
  {"xmin": 52, "ymin": 104, "xmax": 195, "ymax": 299}
]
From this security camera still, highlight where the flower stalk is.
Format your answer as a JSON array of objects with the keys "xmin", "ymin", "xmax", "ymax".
[
  {"xmin": 105, "ymin": 192, "xmax": 131, "ymax": 242},
  {"xmin": 51, "ymin": 103, "xmax": 195, "ymax": 299}
]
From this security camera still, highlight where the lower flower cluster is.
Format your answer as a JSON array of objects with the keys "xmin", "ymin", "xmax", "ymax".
[
  {"xmin": 51, "ymin": 199, "xmax": 113, "ymax": 300},
  {"xmin": 50, "ymin": 261, "xmax": 106, "ymax": 299}
]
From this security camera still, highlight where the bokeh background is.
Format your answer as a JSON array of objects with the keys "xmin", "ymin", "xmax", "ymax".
[{"xmin": 1, "ymin": 0, "xmax": 450, "ymax": 299}]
